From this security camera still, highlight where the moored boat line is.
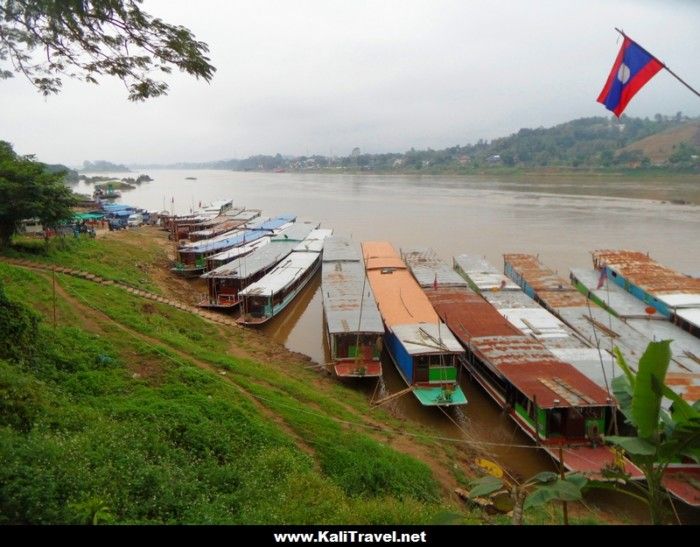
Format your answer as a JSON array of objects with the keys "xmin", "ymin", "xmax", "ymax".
[
  {"xmin": 403, "ymin": 249, "xmax": 636, "ymax": 478},
  {"xmin": 322, "ymin": 236, "xmax": 384, "ymax": 378},
  {"xmin": 503, "ymin": 253, "xmax": 700, "ymax": 402},
  {"xmin": 173, "ymin": 214, "xmax": 296, "ymax": 277},
  {"xmin": 164, "ymin": 199, "xmax": 238, "ymax": 239},
  {"xmin": 238, "ymin": 228, "xmax": 333, "ymax": 325},
  {"xmin": 456, "ymin": 254, "xmax": 616, "ymax": 397},
  {"xmin": 503, "ymin": 252, "xmax": 700, "ymax": 506},
  {"xmin": 361, "ymin": 242, "xmax": 467, "ymax": 407},
  {"xmin": 188, "ymin": 209, "xmax": 262, "ymax": 241},
  {"xmin": 199, "ymin": 222, "xmax": 318, "ymax": 310}
]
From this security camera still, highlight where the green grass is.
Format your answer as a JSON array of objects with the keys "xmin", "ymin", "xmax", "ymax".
[
  {"xmin": 0, "ymin": 268, "xmax": 455, "ymax": 524},
  {"xmin": 3, "ymin": 234, "xmax": 163, "ymax": 291}
]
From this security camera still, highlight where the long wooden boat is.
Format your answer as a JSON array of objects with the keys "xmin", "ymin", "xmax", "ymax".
[
  {"xmin": 591, "ymin": 250, "xmax": 700, "ymax": 339},
  {"xmin": 503, "ymin": 253, "xmax": 700, "ymax": 504},
  {"xmin": 165, "ymin": 200, "xmax": 238, "ymax": 239},
  {"xmin": 405, "ymin": 250, "xmax": 639, "ymax": 478},
  {"xmin": 238, "ymin": 228, "xmax": 333, "ymax": 325},
  {"xmin": 204, "ymin": 217, "xmax": 295, "ymax": 270},
  {"xmin": 322, "ymin": 236, "xmax": 384, "ymax": 378},
  {"xmin": 187, "ymin": 209, "xmax": 262, "ymax": 241},
  {"xmin": 361, "ymin": 242, "xmax": 467, "ymax": 407},
  {"xmin": 172, "ymin": 214, "xmax": 295, "ymax": 277},
  {"xmin": 199, "ymin": 222, "xmax": 318, "ymax": 310}
]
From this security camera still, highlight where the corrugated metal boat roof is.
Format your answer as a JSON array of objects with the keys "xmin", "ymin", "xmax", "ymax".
[
  {"xmin": 180, "ymin": 225, "xmax": 249, "ymax": 248},
  {"xmin": 181, "ymin": 229, "xmax": 268, "ymax": 254},
  {"xmin": 250, "ymin": 214, "xmax": 296, "ymax": 231},
  {"xmin": 625, "ymin": 318, "xmax": 700, "ymax": 374},
  {"xmin": 427, "ymin": 289, "xmax": 522, "ymax": 340},
  {"xmin": 570, "ymin": 267, "xmax": 664, "ymax": 319},
  {"xmin": 453, "ymin": 254, "xmax": 498, "ymax": 273},
  {"xmin": 391, "ymin": 323, "xmax": 463, "ymax": 355},
  {"xmin": 536, "ymin": 290, "xmax": 590, "ymax": 310},
  {"xmin": 482, "ymin": 290, "xmax": 539, "ymax": 309},
  {"xmin": 271, "ymin": 221, "xmax": 320, "ymax": 242},
  {"xmin": 497, "ymin": 362, "xmax": 612, "ymax": 408},
  {"xmin": 205, "ymin": 237, "xmax": 271, "ymax": 269},
  {"xmin": 495, "ymin": 308, "xmax": 570, "ymax": 339},
  {"xmin": 547, "ymin": 347, "xmax": 617, "ymax": 393},
  {"xmin": 203, "ymin": 223, "xmax": 316, "ymax": 279},
  {"xmin": 468, "ymin": 336, "xmax": 612, "ymax": 407},
  {"xmin": 453, "ymin": 254, "xmax": 520, "ymax": 290},
  {"xmin": 470, "ymin": 335, "xmax": 561, "ymax": 367},
  {"xmin": 323, "ymin": 236, "xmax": 360, "ymax": 263},
  {"xmin": 322, "ymin": 257, "xmax": 383, "ymax": 335},
  {"xmin": 239, "ymin": 251, "xmax": 320, "ymax": 297},
  {"xmin": 293, "ymin": 229, "xmax": 333, "ymax": 252},
  {"xmin": 504, "ymin": 253, "xmax": 570, "ymax": 291},
  {"xmin": 361, "ymin": 241, "xmax": 439, "ymax": 327},
  {"xmin": 592, "ymin": 250, "xmax": 700, "ymax": 295},
  {"xmin": 504, "ymin": 254, "xmax": 589, "ymax": 308},
  {"xmin": 230, "ymin": 209, "xmax": 262, "ymax": 221},
  {"xmin": 189, "ymin": 218, "xmax": 250, "ymax": 239},
  {"xmin": 402, "ymin": 248, "xmax": 469, "ymax": 288}
]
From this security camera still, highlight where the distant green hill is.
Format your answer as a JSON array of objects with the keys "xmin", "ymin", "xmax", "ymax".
[
  {"xmin": 129, "ymin": 114, "xmax": 700, "ymax": 173},
  {"xmin": 374, "ymin": 114, "xmax": 700, "ymax": 171},
  {"xmin": 81, "ymin": 160, "xmax": 130, "ymax": 172},
  {"xmin": 617, "ymin": 121, "xmax": 700, "ymax": 166}
]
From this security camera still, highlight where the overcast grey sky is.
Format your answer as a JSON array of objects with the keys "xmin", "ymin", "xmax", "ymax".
[{"xmin": 2, "ymin": 0, "xmax": 699, "ymax": 166}]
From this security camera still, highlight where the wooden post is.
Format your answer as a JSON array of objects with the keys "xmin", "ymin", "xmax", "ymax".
[
  {"xmin": 52, "ymin": 265, "xmax": 56, "ymax": 330},
  {"xmin": 533, "ymin": 395, "xmax": 540, "ymax": 442},
  {"xmin": 559, "ymin": 445, "xmax": 569, "ymax": 525}
]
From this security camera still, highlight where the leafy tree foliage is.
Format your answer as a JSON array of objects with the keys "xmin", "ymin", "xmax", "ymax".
[
  {"xmin": 0, "ymin": 0, "xmax": 215, "ymax": 100},
  {"xmin": 596, "ymin": 341, "xmax": 700, "ymax": 524},
  {"xmin": 0, "ymin": 140, "xmax": 76, "ymax": 248}
]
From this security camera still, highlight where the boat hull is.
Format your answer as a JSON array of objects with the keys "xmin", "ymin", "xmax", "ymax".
[
  {"xmin": 334, "ymin": 360, "xmax": 382, "ymax": 378},
  {"xmin": 237, "ymin": 257, "xmax": 321, "ymax": 326},
  {"xmin": 384, "ymin": 333, "xmax": 467, "ymax": 407}
]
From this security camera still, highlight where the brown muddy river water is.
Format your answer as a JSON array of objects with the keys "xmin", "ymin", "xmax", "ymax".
[{"xmin": 79, "ymin": 170, "xmax": 700, "ymax": 522}]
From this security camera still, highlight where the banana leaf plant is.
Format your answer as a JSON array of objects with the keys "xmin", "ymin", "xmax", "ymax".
[
  {"xmin": 467, "ymin": 471, "xmax": 588, "ymax": 525},
  {"xmin": 596, "ymin": 340, "xmax": 700, "ymax": 524}
]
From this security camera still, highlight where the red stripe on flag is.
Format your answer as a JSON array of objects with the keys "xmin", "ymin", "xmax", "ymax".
[
  {"xmin": 597, "ymin": 38, "xmax": 629, "ymax": 104},
  {"xmin": 612, "ymin": 58, "xmax": 664, "ymax": 117}
]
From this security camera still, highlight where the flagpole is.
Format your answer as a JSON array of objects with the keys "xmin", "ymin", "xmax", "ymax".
[{"xmin": 614, "ymin": 27, "xmax": 700, "ymax": 98}]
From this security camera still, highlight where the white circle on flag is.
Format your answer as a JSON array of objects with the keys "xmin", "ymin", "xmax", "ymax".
[{"xmin": 617, "ymin": 63, "xmax": 631, "ymax": 84}]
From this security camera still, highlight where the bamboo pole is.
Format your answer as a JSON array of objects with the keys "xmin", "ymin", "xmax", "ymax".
[
  {"xmin": 52, "ymin": 265, "xmax": 56, "ymax": 330},
  {"xmin": 559, "ymin": 446, "xmax": 569, "ymax": 525}
]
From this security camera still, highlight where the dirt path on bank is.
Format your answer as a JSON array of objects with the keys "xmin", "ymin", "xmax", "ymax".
[{"xmin": 12, "ymin": 256, "xmax": 473, "ymax": 500}]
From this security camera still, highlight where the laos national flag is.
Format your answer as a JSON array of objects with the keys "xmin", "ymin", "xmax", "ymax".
[{"xmin": 597, "ymin": 37, "xmax": 663, "ymax": 117}]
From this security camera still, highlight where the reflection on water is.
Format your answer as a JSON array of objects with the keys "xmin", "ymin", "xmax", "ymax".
[{"xmin": 87, "ymin": 170, "xmax": 700, "ymax": 517}]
